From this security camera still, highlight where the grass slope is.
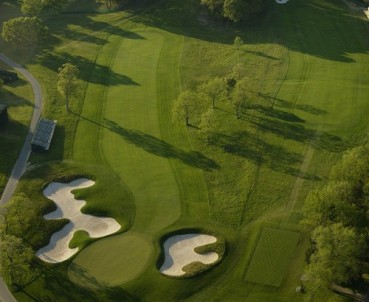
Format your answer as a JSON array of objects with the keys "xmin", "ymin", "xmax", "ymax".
[{"xmin": 4, "ymin": 0, "xmax": 369, "ymax": 301}]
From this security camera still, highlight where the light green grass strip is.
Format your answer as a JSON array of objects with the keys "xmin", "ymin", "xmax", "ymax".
[{"xmin": 245, "ymin": 227, "xmax": 300, "ymax": 287}]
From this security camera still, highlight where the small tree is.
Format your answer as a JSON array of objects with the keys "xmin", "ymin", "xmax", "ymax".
[
  {"xmin": 232, "ymin": 78, "xmax": 248, "ymax": 118},
  {"xmin": 200, "ymin": 108, "xmax": 217, "ymax": 143},
  {"xmin": 201, "ymin": 77, "xmax": 227, "ymax": 109},
  {"xmin": 57, "ymin": 63, "xmax": 79, "ymax": 112},
  {"xmin": 172, "ymin": 90, "xmax": 198, "ymax": 126},
  {"xmin": 232, "ymin": 63, "xmax": 246, "ymax": 81},
  {"xmin": 233, "ymin": 35, "xmax": 244, "ymax": 49}
]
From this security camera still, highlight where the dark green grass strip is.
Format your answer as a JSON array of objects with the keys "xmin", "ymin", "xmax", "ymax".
[{"xmin": 244, "ymin": 227, "xmax": 300, "ymax": 287}]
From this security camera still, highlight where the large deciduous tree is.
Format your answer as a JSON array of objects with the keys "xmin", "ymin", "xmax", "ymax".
[
  {"xmin": 57, "ymin": 63, "xmax": 79, "ymax": 112},
  {"xmin": 304, "ymin": 224, "xmax": 364, "ymax": 298},
  {"xmin": 0, "ymin": 233, "xmax": 36, "ymax": 290},
  {"xmin": 1, "ymin": 16, "xmax": 48, "ymax": 48}
]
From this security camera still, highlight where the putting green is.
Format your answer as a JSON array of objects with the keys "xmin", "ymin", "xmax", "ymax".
[{"xmin": 69, "ymin": 232, "xmax": 152, "ymax": 287}]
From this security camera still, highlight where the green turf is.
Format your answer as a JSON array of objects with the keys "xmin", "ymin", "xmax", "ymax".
[
  {"xmin": 69, "ymin": 232, "xmax": 152, "ymax": 287},
  {"xmin": 3, "ymin": 0, "xmax": 369, "ymax": 300},
  {"xmin": 244, "ymin": 227, "xmax": 300, "ymax": 287}
]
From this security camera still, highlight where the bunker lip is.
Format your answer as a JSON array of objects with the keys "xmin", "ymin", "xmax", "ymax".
[
  {"xmin": 160, "ymin": 234, "xmax": 219, "ymax": 277},
  {"xmin": 36, "ymin": 178, "xmax": 121, "ymax": 263}
]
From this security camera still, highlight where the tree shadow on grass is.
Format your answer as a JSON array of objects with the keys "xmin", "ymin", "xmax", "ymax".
[
  {"xmin": 252, "ymin": 104, "xmax": 305, "ymax": 123},
  {"xmin": 102, "ymin": 118, "xmax": 219, "ymax": 171},
  {"xmin": 251, "ymin": 117, "xmax": 343, "ymax": 152},
  {"xmin": 0, "ymin": 89, "xmax": 33, "ymax": 107},
  {"xmin": 37, "ymin": 262, "xmax": 138, "ymax": 302},
  {"xmin": 38, "ymin": 52, "xmax": 139, "ymax": 86},
  {"xmin": 258, "ymin": 93, "xmax": 328, "ymax": 116},
  {"xmin": 210, "ymin": 130, "xmax": 319, "ymax": 179}
]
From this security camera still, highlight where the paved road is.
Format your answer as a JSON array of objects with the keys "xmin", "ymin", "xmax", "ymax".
[{"xmin": 0, "ymin": 53, "xmax": 44, "ymax": 302}]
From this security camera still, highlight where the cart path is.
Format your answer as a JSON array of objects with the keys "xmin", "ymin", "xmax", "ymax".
[
  {"xmin": 0, "ymin": 53, "xmax": 44, "ymax": 302},
  {"xmin": 0, "ymin": 54, "xmax": 43, "ymax": 205}
]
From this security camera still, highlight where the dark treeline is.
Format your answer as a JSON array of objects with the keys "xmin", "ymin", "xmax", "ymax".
[{"xmin": 200, "ymin": 0, "xmax": 267, "ymax": 22}]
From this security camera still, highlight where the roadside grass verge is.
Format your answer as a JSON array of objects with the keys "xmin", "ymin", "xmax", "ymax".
[{"xmin": 0, "ymin": 62, "xmax": 33, "ymax": 195}]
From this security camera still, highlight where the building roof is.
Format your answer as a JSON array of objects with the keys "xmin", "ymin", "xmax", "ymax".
[{"xmin": 31, "ymin": 119, "xmax": 57, "ymax": 150}]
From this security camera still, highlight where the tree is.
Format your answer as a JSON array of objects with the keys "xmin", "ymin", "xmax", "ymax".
[
  {"xmin": 200, "ymin": 108, "xmax": 217, "ymax": 143},
  {"xmin": 224, "ymin": 0, "xmax": 246, "ymax": 22},
  {"xmin": 233, "ymin": 36, "xmax": 244, "ymax": 49},
  {"xmin": 172, "ymin": 90, "xmax": 199, "ymax": 126},
  {"xmin": 0, "ymin": 233, "xmax": 37, "ymax": 290},
  {"xmin": 232, "ymin": 78, "xmax": 248, "ymax": 118},
  {"xmin": 21, "ymin": 0, "xmax": 43, "ymax": 16},
  {"xmin": 1, "ymin": 16, "xmax": 48, "ymax": 48},
  {"xmin": 304, "ymin": 223, "xmax": 364, "ymax": 297},
  {"xmin": 232, "ymin": 63, "xmax": 246, "ymax": 81},
  {"xmin": 201, "ymin": 77, "xmax": 227, "ymax": 109},
  {"xmin": 57, "ymin": 63, "xmax": 79, "ymax": 112},
  {"xmin": 21, "ymin": 0, "xmax": 68, "ymax": 16}
]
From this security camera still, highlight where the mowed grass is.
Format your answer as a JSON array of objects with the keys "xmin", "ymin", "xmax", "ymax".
[
  {"xmin": 4, "ymin": 0, "xmax": 369, "ymax": 301},
  {"xmin": 0, "ymin": 62, "xmax": 33, "ymax": 194},
  {"xmin": 245, "ymin": 227, "xmax": 300, "ymax": 287}
]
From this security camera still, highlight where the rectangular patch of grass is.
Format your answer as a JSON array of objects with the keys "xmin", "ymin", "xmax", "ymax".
[{"xmin": 245, "ymin": 227, "xmax": 300, "ymax": 287}]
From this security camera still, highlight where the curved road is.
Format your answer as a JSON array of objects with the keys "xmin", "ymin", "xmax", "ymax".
[{"xmin": 0, "ymin": 53, "xmax": 43, "ymax": 302}]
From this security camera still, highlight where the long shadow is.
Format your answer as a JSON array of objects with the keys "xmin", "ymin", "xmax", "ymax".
[
  {"xmin": 38, "ymin": 262, "xmax": 138, "ymax": 302},
  {"xmin": 38, "ymin": 52, "xmax": 139, "ymax": 86},
  {"xmin": 103, "ymin": 118, "xmax": 219, "ymax": 171},
  {"xmin": 0, "ymin": 89, "xmax": 33, "ymax": 107},
  {"xmin": 253, "ymin": 104, "xmax": 305, "ymax": 123},
  {"xmin": 251, "ymin": 116, "xmax": 343, "ymax": 152},
  {"xmin": 129, "ymin": 0, "xmax": 369, "ymax": 62},
  {"xmin": 210, "ymin": 130, "xmax": 319, "ymax": 179},
  {"xmin": 258, "ymin": 93, "xmax": 328, "ymax": 116}
]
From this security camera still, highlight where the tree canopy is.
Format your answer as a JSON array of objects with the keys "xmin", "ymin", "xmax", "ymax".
[
  {"xmin": 201, "ymin": 0, "xmax": 266, "ymax": 22},
  {"xmin": 302, "ymin": 146, "xmax": 369, "ymax": 297},
  {"xmin": 1, "ymin": 16, "xmax": 48, "ymax": 48},
  {"xmin": 57, "ymin": 63, "xmax": 79, "ymax": 111}
]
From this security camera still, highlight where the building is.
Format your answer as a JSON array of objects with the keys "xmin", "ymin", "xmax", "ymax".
[
  {"xmin": 31, "ymin": 119, "xmax": 57, "ymax": 151},
  {"xmin": 0, "ymin": 104, "xmax": 8, "ymax": 126}
]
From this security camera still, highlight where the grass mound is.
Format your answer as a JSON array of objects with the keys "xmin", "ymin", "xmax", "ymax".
[
  {"xmin": 245, "ymin": 227, "xmax": 300, "ymax": 287},
  {"xmin": 10, "ymin": 161, "xmax": 134, "ymax": 249}
]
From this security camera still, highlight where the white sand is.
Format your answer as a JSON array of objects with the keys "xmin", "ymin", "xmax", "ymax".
[
  {"xmin": 275, "ymin": 0, "xmax": 289, "ymax": 4},
  {"xmin": 160, "ymin": 234, "xmax": 219, "ymax": 276},
  {"xmin": 36, "ymin": 178, "xmax": 121, "ymax": 263}
]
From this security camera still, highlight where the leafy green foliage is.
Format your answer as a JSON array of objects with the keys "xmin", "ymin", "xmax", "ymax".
[
  {"xmin": 302, "ymin": 146, "xmax": 369, "ymax": 296},
  {"xmin": 172, "ymin": 90, "xmax": 200, "ymax": 126},
  {"xmin": 200, "ymin": 77, "xmax": 227, "ymax": 109},
  {"xmin": 1, "ymin": 16, "xmax": 48, "ymax": 48},
  {"xmin": 57, "ymin": 63, "xmax": 79, "ymax": 111},
  {"xmin": 21, "ymin": 0, "xmax": 69, "ymax": 16},
  {"xmin": 0, "ymin": 234, "xmax": 38, "ymax": 289},
  {"xmin": 201, "ymin": 0, "xmax": 266, "ymax": 22}
]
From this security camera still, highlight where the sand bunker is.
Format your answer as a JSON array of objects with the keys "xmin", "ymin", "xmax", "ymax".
[
  {"xmin": 160, "ymin": 234, "xmax": 219, "ymax": 276},
  {"xmin": 275, "ymin": 0, "xmax": 289, "ymax": 3},
  {"xmin": 36, "ymin": 178, "xmax": 121, "ymax": 263}
]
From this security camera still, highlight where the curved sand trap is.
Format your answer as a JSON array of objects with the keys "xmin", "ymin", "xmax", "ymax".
[
  {"xmin": 160, "ymin": 234, "xmax": 218, "ymax": 276},
  {"xmin": 36, "ymin": 178, "xmax": 121, "ymax": 263},
  {"xmin": 275, "ymin": 0, "xmax": 288, "ymax": 3}
]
